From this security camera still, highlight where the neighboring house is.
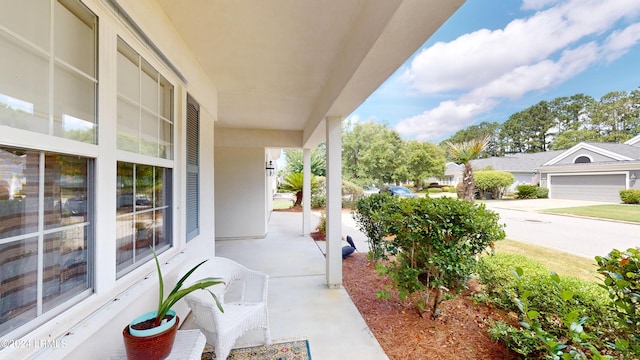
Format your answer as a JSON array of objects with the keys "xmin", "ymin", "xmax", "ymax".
[
  {"xmin": 429, "ymin": 162, "xmax": 463, "ymax": 186},
  {"xmin": 0, "ymin": 1, "xmax": 463, "ymax": 359},
  {"xmin": 539, "ymin": 135, "xmax": 640, "ymax": 202},
  {"xmin": 470, "ymin": 151, "xmax": 564, "ymax": 193},
  {"xmin": 436, "ymin": 152, "xmax": 562, "ymax": 194},
  {"xmin": 439, "ymin": 135, "xmax": 640, "ymax": 203}
]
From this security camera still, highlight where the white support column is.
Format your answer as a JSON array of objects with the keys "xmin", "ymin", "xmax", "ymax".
[
  {"xmin": 325, "ymin": 116, "xmax": 342, "ymax": 288},
  {"xmin": 302, "ymin": 148, "xmax": 312, "ymax": 235}
]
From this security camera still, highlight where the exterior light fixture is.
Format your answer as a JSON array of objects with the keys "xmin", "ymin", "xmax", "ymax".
[
  {"xmin": 631, "ymin": 173, "xmax": 637, "ymax": 181},
  {"xmin": 266, "ymin": 160, "xmax": 275, "ymax": 177}
]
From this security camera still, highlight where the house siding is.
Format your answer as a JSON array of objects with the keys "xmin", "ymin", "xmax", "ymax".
[{"xmin": 553, "ymin": 149, "xmax": 619, "ymax": 165}]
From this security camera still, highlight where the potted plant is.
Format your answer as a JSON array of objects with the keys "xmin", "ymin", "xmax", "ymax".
[{"xmin": 122, "ymin": 248, "xmax": 224, "ymax": 360}]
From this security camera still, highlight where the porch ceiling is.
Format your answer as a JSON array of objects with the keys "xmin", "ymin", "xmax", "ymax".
[{"xmin": 155, "ymin": 0, "xmax": 465, "ymax": 147}]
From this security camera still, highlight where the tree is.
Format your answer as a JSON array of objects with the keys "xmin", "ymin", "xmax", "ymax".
[
  {"xmin": 441, "ymin": 121, "xmax": 502, "ymax": 159},
  {"xmin": 473, "ymin": 170, "xmax": 514, "ymax": 199},
  {"xmin": 279, "ymin": 172, "xmax": 318, "ymax": 207},
  {"xmin": 549, "ymin": 129, "xmax": 601, "ymax": 150},
  {"xmin": 548, "ymin": 94, "xmax": 594, "ymax": 134},
  {"xmin": 446, "ymin": 136, "xmax": 490, "ymax": 202},
  {"xmin": 589, "ymin": 91, "xmax": 640, "ymax": 143},
  {"xmin": 283, "ymin": 143, "xmax": 326, "ymax": 176},
  {"xmin": 500, "ymin": 101, "xmax": 554, "ymax": 153},
  {"xmin": 405, "ymin": 140, "xmax": 446, "ymax": 189},
  {"xmin": 342, "ymin": 121, "xmax": 406, "ymax": 185}
]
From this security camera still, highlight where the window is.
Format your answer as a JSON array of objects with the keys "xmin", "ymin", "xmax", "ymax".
[
  {"xmin": 574, "ymin": 156, "xmax": 591, "ymax": 164},
  {"xmin": 186, "ymin": 95, "xmax": 199, "ymax": 241},
  {"xmin": 0, "ymin": 146, "xmax": 93, "ymax": 337},
  {"xmin": 117, "ymin": 39, "xmax": 173, "ymax": 159},
  {"xmin": 116, "ymin": 163, "xmax": 172, "ymax": 277},
  {"xmin": 0, "ymin": 0, "xmax": 97, "ymax": 143},
  {"xmin": 116, "ymin": 38, "xmax": 174, "ymax": 275},
  {"xmin": 0, "ymin": 0, "xmax": 96, "ymax": 338}
]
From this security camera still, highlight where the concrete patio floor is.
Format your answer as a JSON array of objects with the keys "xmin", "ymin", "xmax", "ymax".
[{"xmin": 182, "ymin": 211, "xmax": 388, "ymax": 359}]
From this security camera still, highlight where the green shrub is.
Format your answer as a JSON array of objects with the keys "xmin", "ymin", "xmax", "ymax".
[
  {"xmin": 516, "ymin": 184, "xmax": 539, "ymax": 199},
  {"xmin": 478, "ymin": 253, "xmax": 619, "ymax": 358},
  {"xmin": 596, "ymin": 247, "xmax": 640, "ymax": 356},
  {"xmin": 342, "ymin": 178, "xmax": 364, "ymax": 200},
  {"xmin": 355, "ymin": 195, "xmax": 505, "ymax": 318},
  {"xmin": 427, "ymin": 187, "xmax": 443, "ymax": 193},
  {"xmin": 535, "ymin": 186, "xmax": 549, "ymax": 199},
  {"xmin": 448, "ymin": 186, "xmax": 457, "ymax": 193},
  {"xmin": 474, "ymin": 170, "xmax": 514, "ymax": 200},
  {"xmin": 353, "ymin": 194, "xmax": 394, "ymax": 260},
  {"xmin": 310, "ymin": 194, "xmax": 326, "ymax": 208},
  {"xmin": 619, "ymin": 189, "xmax": 640, "ymax": 204}
]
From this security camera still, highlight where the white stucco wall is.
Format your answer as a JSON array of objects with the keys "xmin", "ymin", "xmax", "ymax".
[{"xmin": 214, "ymin": 147, "xmax": 267, "ymax": 239}]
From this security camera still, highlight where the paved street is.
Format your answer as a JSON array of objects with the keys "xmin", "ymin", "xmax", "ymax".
[
  {"xmin": 338, "ymin": 198, "xmax": 640, "ymax": 260},
  {"xmin": 483, "ymin": 199, "xmax": 640, "ymax": 259}
]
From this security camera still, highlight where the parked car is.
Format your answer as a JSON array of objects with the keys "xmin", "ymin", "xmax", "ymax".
[
  {"xmin": 65, "ymin": 195, "xmax": 87, "ymax": 215},
  {"xmin": 362, "ymin": 185, "xmax": 380, "ymax": 196},
  {"xmin": 380, "ymin": 186, "xmax": 418, "ymax": 198}
]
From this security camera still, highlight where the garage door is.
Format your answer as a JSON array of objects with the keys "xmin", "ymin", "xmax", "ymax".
[{"xmin": 549, "ymin": 174, "xmax": 625, "ymax": 202}]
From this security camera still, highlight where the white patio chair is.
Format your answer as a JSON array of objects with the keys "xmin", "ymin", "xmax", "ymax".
[{"xmin": 178, "ymin": 257, "xmax": 270, "ymax": 360}]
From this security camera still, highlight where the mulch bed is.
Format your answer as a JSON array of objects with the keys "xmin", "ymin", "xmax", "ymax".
[{"xmin": 342, "ymin": 253, "xmax": 518, "ymax": 360}]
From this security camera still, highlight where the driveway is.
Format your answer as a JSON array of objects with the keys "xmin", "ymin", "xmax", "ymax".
[{"xmin": 483, "ymin": 199, "xmax": 640, "ymax": 259}]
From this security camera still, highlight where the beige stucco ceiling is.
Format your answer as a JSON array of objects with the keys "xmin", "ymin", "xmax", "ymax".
[{"xmin": 155, "ymin": 0, "xmax": 465, "ymax": 147}]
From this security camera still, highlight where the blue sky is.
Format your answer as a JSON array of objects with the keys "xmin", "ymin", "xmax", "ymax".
[{"xmin": 347, "ymin": 0, "xmax": 640, "ymax": 143}]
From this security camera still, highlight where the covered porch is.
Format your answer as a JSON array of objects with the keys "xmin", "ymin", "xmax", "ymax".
[{"xmin": 184, "ymin": 211, "xmax": 384, "ymax": 358}]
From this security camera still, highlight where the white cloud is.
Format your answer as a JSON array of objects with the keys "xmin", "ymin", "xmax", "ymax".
[
  {"xmin": 603, "ymin": 23, "xmax": 640, "ymax": 62},
  {"xmin": 521, "ymin": 0, "xmax": 560, "ymax": 10},
  {"xmin": 396, "ymin": 100, "xmax": 496, "ymax": 142},
  {"xmin": 394, "ymin": 0, "xmax": 640, "ymax": 141}
]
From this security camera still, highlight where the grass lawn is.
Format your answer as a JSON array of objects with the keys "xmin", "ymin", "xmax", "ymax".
[
  {"xmin": 492, "ymin": 239, "xmax": 601, "ymax": 283},
  {"xmin": 273, "ymin": 199, "xmax": 294, "ymax": 210},
  {"xmin": 543, "ymin": 204, "xmax": 640, "ymax": 223}
]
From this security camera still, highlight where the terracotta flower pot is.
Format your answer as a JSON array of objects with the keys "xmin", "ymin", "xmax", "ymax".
[{"xmin": 122, "ymin": 314, "xmax": 180, "ymax": 360}]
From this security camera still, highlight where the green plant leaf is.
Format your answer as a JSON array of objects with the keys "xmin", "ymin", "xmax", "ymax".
[
  {"xmin": 528, "ymin": 310, "xmax": 540, "ymax": 319},
  {"xmin": 561, "ymin": 290, "xmax": 574, "ymax": 301}
]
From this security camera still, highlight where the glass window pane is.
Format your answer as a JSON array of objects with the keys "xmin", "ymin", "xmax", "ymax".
[
  {"xmin": 154, "ymin": 208, "xmax": 170, "ymax": 250},
  {"xmin": 0, "ymin": 148, "xmax": 39, "ymax": 238},
  {"xmin": 117, "ymin": 97, "xmax": 140, "ymax": 153},
  {"xmin": 117, "ymin": 162, "xmax": 134, "ymax": 215},
  {"xmin": 54, "ymin": 0, "xmax": 96, "ymax": 77},
  {"xmin": 159, "ymin": 75, "xmax": 172, "ymax": 120},
  {"xmin": 54, "ymin": 65, "xmax": 96, "ymax": 144},
  {"xmin": 0, "ymin": 237, "xmax": 38, "ymax": 336},
  {"xmin": 116, "ymin": 214, "xmax": 134, "ymax": 271},
  {"xmin": 42, "ymin": 229, "xmax": 90, "ymax": 312},
  {"xmin": 140, "ymin": 59, "xmax": 158, "ymax": 112},
  {"xmin": 140, "ymin": 110, "xmax": 158, "ymax": 157},
  {"xmin": 45, "ymin": 154, "xmax": 88, "ymax": 228},
  {"xmin": 159, "ymin": 120, "xmax": 172, "ymax": 160},
  {"xmin": 117, "ymin": 42, "xmax": 139, "ymax": 102},
  {"xmin": 154, "ymin": 167, "xmax": 167, "ymax": 207},
  {"xmin": 116, "ymin": 163, "xmax": 171, "ymax": 277},
  {"xmin": 0, "ymin": 1, "xmax": 50, "ymax": 49},
  {"xmin": 136, "ymin": 165, "xmax": 153, "ymax": 205},
  {"xmin": 134, "ymin": 212, "xmax": 153, "ymax": 260},
  {"xmin": 0, "ymin": 37, "xmax": 49, "ymax": 134}
]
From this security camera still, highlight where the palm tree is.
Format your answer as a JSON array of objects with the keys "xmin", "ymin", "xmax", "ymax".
[
  {"xmin": 446, "ymin": 136, "xmax": 490, "ymax": 202},
  {"xmin": 279, "ymin": 172, "xmax": 317, "ymax": 207}
]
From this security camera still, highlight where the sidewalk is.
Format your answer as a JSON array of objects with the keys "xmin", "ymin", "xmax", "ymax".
[{"xmin": 183, "ymin": 211, "xmax": 388, "ymax": 360}]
